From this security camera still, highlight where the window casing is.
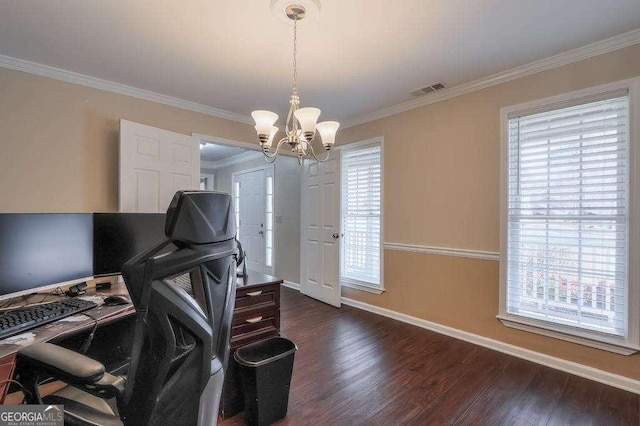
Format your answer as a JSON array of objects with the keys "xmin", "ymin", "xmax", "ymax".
[
  {"xmin": 499, "ymin": 78, "xmax": 640, "ymax": 354},
  {"xmin": 340, "ymin": 140, "xmax": 383, "ymax": 292}
]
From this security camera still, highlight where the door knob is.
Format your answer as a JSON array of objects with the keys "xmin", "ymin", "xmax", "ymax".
[
  {"xmin": 259, "ymin": 231, "xmax": 264, "ymax": 235},
  {"xmin": 332, "ymin": 233, "xmax": 340, "ymax": 239}
]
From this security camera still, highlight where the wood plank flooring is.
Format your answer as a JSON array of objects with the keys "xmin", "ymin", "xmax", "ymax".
[{"xmin": 221, "ymin": 287, "xmax": 639, "ymax": 425}]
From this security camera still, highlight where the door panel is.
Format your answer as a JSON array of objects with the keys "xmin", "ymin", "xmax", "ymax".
[
  {"xmin": 301, "ymin": 157, "xmax": 341, "ymax": 307},
  {"xmin": 235, "ymin": 167, "xmax": 274, "ymax": 275},
  {"xmin": 119, "ymin": 120, "xmax": 199, "ymax": 212}
]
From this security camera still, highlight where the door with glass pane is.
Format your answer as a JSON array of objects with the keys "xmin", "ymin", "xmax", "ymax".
[{"xmin": 232, "ymin": 166, "xmax": 274, "ymax": 275}]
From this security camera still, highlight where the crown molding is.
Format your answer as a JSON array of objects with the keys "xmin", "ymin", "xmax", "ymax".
[
  {"xmin": 201, "ymin": 150, "xmax": 263, "ymax": 170},
  {"xmin": 343, "ymin": 28, "xmax": 640, "ymax": 129},
  {"xmin": 0, "ymin": 54, "xmax": 253, "ymax": 125}
]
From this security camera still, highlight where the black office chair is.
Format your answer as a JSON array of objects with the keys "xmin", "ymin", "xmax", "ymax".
[{"xmin": 16, "ymin": 191, "xmax": 238, "ymax": 426}]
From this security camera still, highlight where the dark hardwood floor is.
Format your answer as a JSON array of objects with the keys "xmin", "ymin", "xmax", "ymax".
[{"xmin": 222, "ymin": 287, "xmax": 640, "ymax": 425}]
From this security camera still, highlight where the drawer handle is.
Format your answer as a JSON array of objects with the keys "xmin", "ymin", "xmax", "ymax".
[
  {"xmin": 245, "ymin": 316, "xmax": 263, "ymax": 324},
  {"xmin": 246, "ymin": 290, "xmax": 263, "ymax": 297}
]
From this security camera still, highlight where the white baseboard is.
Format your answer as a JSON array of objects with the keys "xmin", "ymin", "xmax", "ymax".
[
  {"xmin": 282, "ymin": 281, "xmax": 301, "ymax": 291},
  {"xmin": 340, "ymin": 297, "xmax": 640, "ymax": 395},
  {"xmin": 279, "ymin": 283, "xmax": 640, "ymax": 393}
]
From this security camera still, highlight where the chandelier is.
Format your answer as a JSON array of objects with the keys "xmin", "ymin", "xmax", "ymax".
[{"xmin": 251, "ymin": 2, "xmax": 339, "ymax": 164}]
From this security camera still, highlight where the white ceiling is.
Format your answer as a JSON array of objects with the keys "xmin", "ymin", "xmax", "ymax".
[
  {"xmin": 200, "ymin": 142, "xmax": 246, "ymax": 162},
  {"xmin": 0, "ymin": 1, "xmax": 638, "ymax": 123}
]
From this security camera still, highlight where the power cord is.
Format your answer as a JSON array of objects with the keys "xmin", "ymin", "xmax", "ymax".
[
  {"xmin": 0, "ymin": 379, "xmax": 33, "ymax": 404},
  {"xmin": 81, "ymin": 312, "xmax": 99, "ymax": 353}
]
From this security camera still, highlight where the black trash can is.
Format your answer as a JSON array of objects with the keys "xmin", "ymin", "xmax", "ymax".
[{"xmin": 234, "ymin": 337, "xmax": 297, "ymax": 426}]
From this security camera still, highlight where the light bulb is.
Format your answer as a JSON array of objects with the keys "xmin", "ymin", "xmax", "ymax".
[
  {"xmin": 294, "ymin": 107, "xmax": 321, "ymax": 141},
  {"xmin": 316, "ymin": 121, "xmax": 340, "ymax": 150},
  {"xmin": 251, "ymin": 110, "xmax": 279, "ymax": 144},
  {"xmin": 264, "ymin": 126, "xmax": 279, "ymax": 150}
]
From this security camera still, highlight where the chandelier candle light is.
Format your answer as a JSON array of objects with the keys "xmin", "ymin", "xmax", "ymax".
[{"xmin": 252, "ymin": 2, "xmax": 339, "ymax": 164}]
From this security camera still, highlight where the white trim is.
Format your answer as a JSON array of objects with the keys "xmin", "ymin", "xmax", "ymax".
[
  {"xmin": 282, "ymin": 280, "xmax": 301, "ymax": 291},
  {"xmin": 194, "ymin": 133, "xmax": 297, "ymax": 158},
  {"xmin": 199, "ymin": 173, "xmax": 215, "ymax": 190},
  {"xmin": 343, "ymin": 28, "xmax": 640, "ymax": 129},
  {"xmin": 232, "ymin": 165, "xmax": 275, "ymax": 275},
  {"xmin": 340, "ymin": 136, "xmax": 385, "ymax": 291},
  {"xmin": 340, "ymin": 296, "xmax": 640, "ymax": 395},
  {"xmin": 384, "ymin": 242, "xmax": 500, "ymax": 261},
  {"xmin": 499, "ymin": 77, "xmax": 640, "ymax": 353},
  {"xmin": 201, "ymin": 151, "xmax": 263, "ymax": 170},
  {"xmin": 194, "ymin": 134, "xmax": 259, "ymax": 151},
  {"xmin": 498, "ymin": 316, "xmax": 638, "ymax": 356},
  {"xmin": 0, "ymin": 54, "xmax": 252, "ymax": 125},
  {"xmin": 341, "ymin": 279, "xmax": 384, "ymax": 295}
]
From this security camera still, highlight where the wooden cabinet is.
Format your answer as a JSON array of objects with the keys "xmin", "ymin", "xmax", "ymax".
[
  {"xmin": 231, "ymin": 283, "xmax": 281, "ymax": 350},
  {"xmin": 220, "ymin": 273, "xmax": 283, "ymax": 419}
]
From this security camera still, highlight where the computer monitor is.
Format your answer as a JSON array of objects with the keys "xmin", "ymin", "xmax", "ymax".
[
  {"xmin": 93, "ymin": 213, "xmax": 167, "ymax": 276},
  {"xmin": 0, "ymin": 213, "xmax": 94, "ymax": 299}
]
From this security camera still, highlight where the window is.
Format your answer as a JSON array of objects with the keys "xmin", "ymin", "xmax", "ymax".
[
  {"xmin": 265, "ymin": 174, "xmax": 274, "ymax": 268},
  {"xmin": 233, "ymin": 181, "xmax": 240, "ymax": 240},
  {"xmin": 341, "ymin": 140, "xmax": 383, "ymax": 292},
  {"xmin": 500, "ymin": 79, "xmax": 640, "ymax": 354}
]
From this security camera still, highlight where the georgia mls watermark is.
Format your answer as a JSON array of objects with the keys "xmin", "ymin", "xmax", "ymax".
[{"xmin": 0, "ymin": 405, "xmax": 63, "ymax": 426}]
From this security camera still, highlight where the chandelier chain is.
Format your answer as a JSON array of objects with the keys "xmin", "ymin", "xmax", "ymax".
[{"xmin": 292, "ymin": 17, "xmax": 298, "ymax": 94}]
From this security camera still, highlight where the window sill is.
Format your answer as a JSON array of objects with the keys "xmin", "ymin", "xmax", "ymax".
[
  {"xmin": 497, "ymin": 314, "xmax": 639, "ymax": 356},
  {"xmin": 341, "ymin": 279, "xmax": 384, "ymax": 295}
]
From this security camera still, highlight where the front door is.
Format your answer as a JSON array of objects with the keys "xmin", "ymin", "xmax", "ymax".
[
  {"xmin": 235, "ymin": 168, "xmax": 266, "ymax": 273},
  {"xmin": 300, "ymin": 157, "xmax": 341, "ymax": 307}
]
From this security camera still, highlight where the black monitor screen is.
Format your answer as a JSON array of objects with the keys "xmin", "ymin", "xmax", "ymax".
[
  {"xmin": 0, "ymin": 214, "xmax": 93, "ymax": 297},
  {"xmin": 93, "ymin": 213, "xmax": 167, "ymax": 276}
]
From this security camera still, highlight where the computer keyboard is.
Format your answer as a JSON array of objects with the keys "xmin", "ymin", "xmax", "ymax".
[{"xmin": 0, "ymin": 298, "xmax": 97, "ymax": 339}]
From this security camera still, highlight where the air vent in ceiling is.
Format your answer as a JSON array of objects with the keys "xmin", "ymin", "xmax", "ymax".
[{"xmin": 410, "ymin": 83, "xmax": 446, "ymax": 97}]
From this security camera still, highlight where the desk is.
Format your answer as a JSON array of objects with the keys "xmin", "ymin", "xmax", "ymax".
[
  {"xmin": 0, "ymin": 283, "xmax": 135, "ymax": 403},
  {"xmin": 0, "ymin": 272, "xmax": 283, "ymax": 413}
]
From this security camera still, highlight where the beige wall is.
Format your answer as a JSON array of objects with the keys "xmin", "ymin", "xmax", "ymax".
[
  {"xmin": 0, "ymin": 67, "xmax": 254, "ymax": 212},
  {"xmin": 3, "ymin": 44, "xmax": 640, "ymax": 380},
  {"xmin": 339, "ymin": 44, "xmax": 640, "ymax": 380}
]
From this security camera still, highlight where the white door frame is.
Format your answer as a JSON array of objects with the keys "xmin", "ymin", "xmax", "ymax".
[
  {"xmin": 200, "ymin": 173, "xmax": 215, "ymax": 190},
  {"xmin": 232, "ymin": 164, "xmax": 276, "ymax": 276},
  {"xmin": 193, "ymin": 133, "xmax": 297, "ymax": 157}
]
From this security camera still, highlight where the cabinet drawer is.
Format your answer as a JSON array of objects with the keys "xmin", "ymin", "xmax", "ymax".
[
  {"xmin": 232, "ymin": 309, "xmax": 279, "ymax": 331},
  {"xmin": 235, "ymin": 284, "xmax": 279, "ymax": 314}
]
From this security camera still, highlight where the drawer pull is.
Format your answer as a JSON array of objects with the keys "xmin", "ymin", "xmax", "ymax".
[
  {"xmin": 246, "ymin": 290, "xmax": 263, "ymax": 297},
  {"xmin": 245, "ymin": 316, "xmax": 263, "ymax": 324}
]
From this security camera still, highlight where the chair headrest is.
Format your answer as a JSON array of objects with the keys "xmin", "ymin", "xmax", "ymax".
[{"xmin": 165, "ymin": 191, "xmax": 235, "ymax": 245}]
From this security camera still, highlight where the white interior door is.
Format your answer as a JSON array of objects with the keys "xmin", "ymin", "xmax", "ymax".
[
  {"xmin": 300, "ymin": 157, "xmax": 341, "ymax": 307},
  {"xmin": 119, "ymin": 120, "xmax": 200, "ymax": 212},
  {"xmin": 236, "ymin": 168, "xmax": 266, "ymax": 273}
]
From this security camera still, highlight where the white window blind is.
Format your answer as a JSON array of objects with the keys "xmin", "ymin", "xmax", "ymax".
[
  {"xmin": 341, "ymin": 144, "xmax": 382, "ymax": 287},
  {"xmin": 506, "ymin": 93, "xmax": 629, "ymax": 337}
]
